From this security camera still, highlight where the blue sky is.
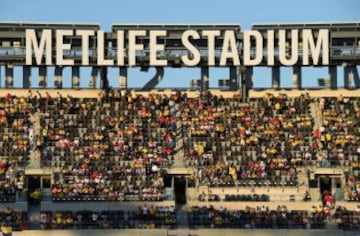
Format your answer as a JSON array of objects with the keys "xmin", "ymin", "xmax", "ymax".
[{"xmin": 1, "ymin": 0, "xmax": 359, "ymax": 88}]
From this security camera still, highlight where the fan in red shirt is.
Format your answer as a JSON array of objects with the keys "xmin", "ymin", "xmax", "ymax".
[{"xmin": 5, "ymin": 93, "xmax": 11, "ymax": 100}]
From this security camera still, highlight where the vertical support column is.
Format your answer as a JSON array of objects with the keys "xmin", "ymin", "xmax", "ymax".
[
  {"xmin": 119, "ymin": 67, "xmax": 128, "ymax": 89},
  {"xmin": 354, "ymin": 66, "xmax": 360, "ymax": 88},
  {"xmin": 201, "ymin": 67, "xmax": 209, "ymax": 90},
  {"xmin": 241, "ymin": 68, "xmax": 247, "ymax": 102},
  {"xmin": 54, "ymin": 66, "xmax": 63, "ymax": 88},
  {"xmin": 185, "ymin": 177, "xmax": 188, "ymax": 203},
  {"xmin": 100, "ymin": 67, "xmax": 108, "ymax": 90},
  {"xmin": 89, "ymin": 67, "xmax": 98, "ymax": 88},
  {"xmin": 39, "ymin": 66, "xmax": 47, "ymax": 87},
  {"xmin": 229, "ymin": 66, "xmax": 239, "ymax": 90},
  {"xmin": 344, "ymin": 65, "xmax": 360, "ymax": 89},
  {"xmin": 328, "ymin": 66, "xmax": 337, "ymax": 89},
  {"xmin": 72, "ymin": 66, "xmax": 80, "ymax": 89},
  {"xmin": 245, "ymin": 67, "xmax": 253, "ymax": 89},
  {"xmin": 5, "ymin": 64, "xmax": 14, "ymax": 88},
  {"xmin": 171, "ymin": 177, "xmax": 175, "ymax": 201},
  {"xmin": 240, "ymin": 66, "xmax": 253, "ymax": 103},
  {"xmin": 23, "ymin": 66, "xmax": 31, "ymax": 88},
  {"xmin": 292, "ymin": 66, "xmax": 302, "ymax": 89},
  {"xmin": 272, "ymin": 66, "xmax": 280, "ymax": 89},
  {"xmin": 344, "ymin": 66, "xmax": 351, "ymax": 89},
  {"xmin": 155, "ymin": 67, "xmax": 163, "ymax": 84}
]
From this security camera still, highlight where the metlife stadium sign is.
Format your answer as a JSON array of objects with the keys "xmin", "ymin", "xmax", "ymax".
[{"xmin": 25, "ymin": 27, "xmax": 329, "ymax": 67}]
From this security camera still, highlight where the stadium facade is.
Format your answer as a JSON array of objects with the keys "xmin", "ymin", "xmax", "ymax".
[{"xmin": 0, "ymin": 21, "xmax": 359, "ymax": 235}]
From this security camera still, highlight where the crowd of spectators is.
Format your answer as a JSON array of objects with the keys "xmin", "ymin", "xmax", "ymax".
[
  {"xmin": 36, "ymin": 90, "xmax": 182, "ymax": 201},
  {"xmin": 184, "ymin": 92, "xmax": 311, "ymax": 187},
  {"xmin": 344, "ymin": 176, "xmax": 360, "ymax": 201},
  {"xmin": 0, "ymin": 91, "xmax": 360, "ymax": 203},
  {"xmin": 1, "ymin": 90, "xmax": 360, "ymax": 232},
  {"xmin": 39, "ymin": 204, "xmax": 176, "ymax": 229},
  {"xmin": 334, "ymin": 205, "xmax": 360, "ymax": 230},
  {"xmin": 187, "ymin": 205, "xmax": 327, "ymax": 229},
  {"xmin": 0, "ymin": 94, "xmax": 31, "ymax": 201},
  {"xmin": 0, "ymin": 207, "xmax": 27, "ymax": 231},
  {"xmin": 1, "ymin": 204, "xmax": 360, "ymax": 231},
  {"xmin": 315, "ymin": 96, "xmax": 360, "ymax": 168},
  {"xmin": 316, "ymin": 96, "xmax": 360, "ymax": 201}
]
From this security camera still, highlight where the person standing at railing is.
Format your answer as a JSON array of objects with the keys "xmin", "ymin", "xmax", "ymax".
[{"xmin": 29, "ymin": 188, "xmax": 42, "ymax": 205}]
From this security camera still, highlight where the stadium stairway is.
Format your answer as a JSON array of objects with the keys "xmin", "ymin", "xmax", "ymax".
[
  {"xmin": 173, "ymin": 144, "xmax": 185, "ymax": 168},
  {"xmin": 311, "ymin": 100, "xmax": 323, "ymax": 129},
  {"xmin": 28, "ymin": 112, "xmax": 41, "ymax": 168},
  {"xmin": 172, "ymin": 120, "xmax": 186, "ymax": 168},
  {"xmin": 297, "ymin": 167, "xmax": 308, "ymax": 187},
  {"xmin": 354, "ymin": 99, "xmax": 359, "ymax": 110},
  {"xmin": 27, "ymin": 204, "xmax": 41, "ymax": 230},
  {"xmin": 309, "ymin": 186, "xmax": 321, "ymax": 202},
  {"xmin": 167, "ymin": 229, "xmax": 193, "ymax": 236},
  {"xmin": 176, "ymin": 205, "xmax": 190, "ymax": 229},
  {"xmin": 310, "ymin": 101, "xmax": 322, "ymax": 145},
  {"xmin": 25, "ymin": 112, "xmax": 43, "ymax": 229},
  {"xmin": 333, "ymin": 188, "xmax": 344, "ymax": 201}
]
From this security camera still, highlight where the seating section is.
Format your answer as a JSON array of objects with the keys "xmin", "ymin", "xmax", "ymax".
[
  {"xmin": 316, "ymin": 97, "xmax": 360, "ymax": 167},
  {"xmin": 0, "ymin": 94, "xmax": 30, "ymax": 202},
  {"xmin": 187, "ymin": 205, "xmax": 327, "ymax": 229},
  {"xmin": 224, "ymin": 194, "xmax": 270, "ymax": 202},
  {"xmin": 40, "ymin": 91, "xmax": 178, "ymax": 201},
  {"xmin": 185, "ymin": 92, "xmax": 312, "ymax": 187},
  {"xmin": 317, "ymin": 97, "xmax": 360, "ymax": 201},
  {"xmin": 0, "ymin": 91, "xmax": 360, "ymax": 232},
  {"xmin": 39, "ymin": 205, "xmax": 176, "ymax": 229},
  {"xmin": 189, "ymin": 206, "xmax": 325, "ymax": 229},
  {"xmin": 3, "ymin": 204, "xmax": 356, "ymax": 231},
  {"xmin": 0, "ymin": 207, "xmax": 27, "ymax": 231},
  {"xmin": 333, "ymin": 205, "xmax": 360, "ymax": 230},
  {"xmin": 0, "ymin": 91, "xmax": 359, "ymax": 204}
]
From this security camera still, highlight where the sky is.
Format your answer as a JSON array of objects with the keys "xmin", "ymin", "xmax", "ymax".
[{"xmin": 0, "ymin": 0, "xmax": 359, "ymax": 89}]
